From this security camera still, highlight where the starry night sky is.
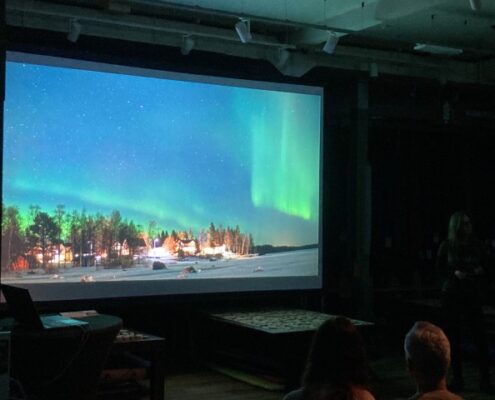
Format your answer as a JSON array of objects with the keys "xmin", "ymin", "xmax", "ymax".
[{"xmin": 3, "ymin": 61, "xmax": 321, "ymax": 246}]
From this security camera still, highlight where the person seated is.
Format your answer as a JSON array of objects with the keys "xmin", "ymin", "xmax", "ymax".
[
  {"xmin": 283, "ymin": 316, "xmax": 374, "ymax": 400},
  {"xmin": 404, "ymin": 321, "xmax": 463, "ymax": 400}
]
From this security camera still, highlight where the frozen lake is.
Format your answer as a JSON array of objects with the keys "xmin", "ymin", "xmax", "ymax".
[{"xmin": 2, "ymin": 248, "xmax": 318, "ymax": 283}]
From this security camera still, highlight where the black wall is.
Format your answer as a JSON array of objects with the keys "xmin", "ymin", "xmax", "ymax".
[
  {"xmin": 369, "ymin": 78, "xmax": 495, "ymax": 295},
  {"xmin": 1, "ymin": 27, "xmax": 359, "ymax": 336},
  {"xmin": 3, "ymin": 25, "xmax": 495, "ymax": 339}
]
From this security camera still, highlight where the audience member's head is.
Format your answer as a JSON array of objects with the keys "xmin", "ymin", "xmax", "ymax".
[
  {"xmin": 303, "ymin": 316, "xmax": 369, "ymax": 389},
  {"xmin": 404, "ymin": 321, "xmax": 451, "ymax": 389}
]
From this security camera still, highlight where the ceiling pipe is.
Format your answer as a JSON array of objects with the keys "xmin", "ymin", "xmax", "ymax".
[
  {"xmin": 7, "ymin": 12, "xmax": 489, "ymax": 83},
  {"xmin": 6, "ymin": 0, "xmax": 495, "ymax": 83},
  {"xmin": 7, "ymin": 0, "xmax": 294, "ymax": 49},
  {"xmin": 128, "ymin": 0, "xmax": 357, "ymax": 35}
]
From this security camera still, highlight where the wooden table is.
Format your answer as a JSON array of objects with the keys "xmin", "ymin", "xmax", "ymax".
[{"xmin": 109, "ymin": 329, "xmax": 166, "ymax": 400}]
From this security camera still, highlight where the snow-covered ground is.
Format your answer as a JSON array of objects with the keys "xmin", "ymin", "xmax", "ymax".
[{"xmin": 2, "ymin": 248, "xmax": 318, "ymax": 283}]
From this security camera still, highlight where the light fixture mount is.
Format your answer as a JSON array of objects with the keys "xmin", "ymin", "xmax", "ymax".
[
  {"xmin": 181, "ymin": 35, "xmax": 194, "ymax": 55},
  {"xmin": 469, "ymin": 0, "xmax": 481, "ymax": 11},
  {"xmin": 322, "ymin": 31, "xmax": 339, "ymax": 54},
  {"xmin": 235, "ymin": 18, "xmax": 252, "ymax": 43},
  {"xmin": 67, "ymin": 19, "xmax": 82, "ymax": 43}
]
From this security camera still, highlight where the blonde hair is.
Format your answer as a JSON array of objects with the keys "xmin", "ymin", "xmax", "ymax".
[{"xmin": 404, "ymin": 321, "xmax": 450, "ymax": 384}]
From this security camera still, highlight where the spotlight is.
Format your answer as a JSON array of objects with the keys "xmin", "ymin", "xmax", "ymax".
[
  {"xmin": 181, "ymin": 35, "xmax": 194, "ymax": 55},
  {"xmin": 469, "ymin": 0, "xmax": 481, "ymax": 11},
  {"xmin": 67, "ymin": 19, "xmax": 82, "ymax": 43},
  {"xmin": 322, "ymin": 31, "xmax": 339, "ymax": 54},
  {"xmin": 235, "ymin": 18, "xmax": 252, "ymax": 43}
]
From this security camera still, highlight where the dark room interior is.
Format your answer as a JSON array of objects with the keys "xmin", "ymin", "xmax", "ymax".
[{"xmin": 1, "ymin": 1, "xmax": 494, "ymax": 400}]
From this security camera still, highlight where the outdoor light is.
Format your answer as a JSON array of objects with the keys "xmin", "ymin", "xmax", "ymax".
[
  {"xmin": 322, "ymin": 31, "xmax": 339, "ymax": 54},
  {"xmin": 67, "ymin": 19, "xmax": 82, "ymax": 43},
  {"xmin": 235, "ymin": 18, "xmax": 252, "ymax": 43}
]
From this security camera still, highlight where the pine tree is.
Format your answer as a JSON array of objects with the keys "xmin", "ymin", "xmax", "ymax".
[
  {"xmin": 1, "ymin": 205, "xmax": 24, "ymax": 271},
  {"xmin": 28, "ymin": 212, "xmax": 59, "ymax": 269},
  {"xmin": 208, "ymin": 223, "xmax": 216, "ymax": 247}
]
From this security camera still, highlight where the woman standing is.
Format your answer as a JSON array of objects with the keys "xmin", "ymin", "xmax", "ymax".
[{"xmin": 436, "ymin": 211, "xmax": 492, "ymax": 393}]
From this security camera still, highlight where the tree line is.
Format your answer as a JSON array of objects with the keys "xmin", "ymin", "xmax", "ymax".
[{"xmin": 1, "ymin": 204, "xmax": 254, "ymax": 271}]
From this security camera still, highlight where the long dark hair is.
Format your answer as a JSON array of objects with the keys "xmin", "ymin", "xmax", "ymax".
[
  {"xmin": 446, "ymin": 211, "xmax": 481, "ymax": 267},
  {"xmin": 447, "ymin": 211, "xmax": 472, "ymax": 244},
  {"xmin": 302, "ymin": 317, "xmax": 370, "ymax": 399}
]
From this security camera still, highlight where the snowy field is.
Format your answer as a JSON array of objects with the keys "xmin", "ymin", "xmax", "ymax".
[{"xmin": 2, "ymin": 248, "xmax": 318, "ymax": 283}]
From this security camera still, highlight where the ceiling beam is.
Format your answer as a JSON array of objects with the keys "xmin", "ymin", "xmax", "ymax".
[
  {"xmin": 7, "ymin": 0, "xmax": 292, "ymax": 48},
  {"xmin": 6, "ymin": 0, "xmax": 495, "ymax": 84},
  {"xmin": 127, "ymin": 0, "xmax": 357, "ymax": 34}
]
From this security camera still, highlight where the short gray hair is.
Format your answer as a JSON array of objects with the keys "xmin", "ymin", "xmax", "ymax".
[{"xmin": 404, "ymin": 321, "xmax": 450, "ymax": 383}]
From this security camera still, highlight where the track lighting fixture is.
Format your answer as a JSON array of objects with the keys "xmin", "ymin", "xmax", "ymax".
[
  {"xmin": 235, "ymin": 18, "xmax": 252, "ymax": 43},
  {"xmin": 469, "ymin": 0, "xmax": 481, "ymax": 11},
  {"xmin": 67, "ymin": 19, "xmax": 82, "ymax": 43},
  {"xmin": 322, "ymin": 31, "xmax": 339, "ymax": 54},
  {"xmin": 277, "ymin": 49, "xmax": 290, "ymax": 68},
  {"xmin": 181, "ymin": 35, "xmax": 194, "ymax": 55}
]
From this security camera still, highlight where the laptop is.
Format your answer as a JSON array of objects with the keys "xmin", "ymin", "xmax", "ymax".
[{"xmin": 0, "ymin": 284, "xmax": 88, "ymax": 330}]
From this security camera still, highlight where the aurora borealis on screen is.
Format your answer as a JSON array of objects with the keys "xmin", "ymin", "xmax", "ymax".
[{"xmin": 3, "ymin": 61, "xmax": 321, "ymax": 247}]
